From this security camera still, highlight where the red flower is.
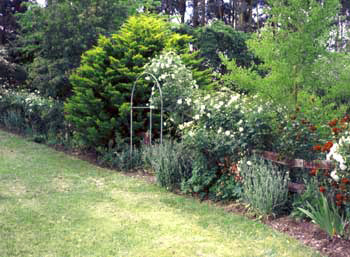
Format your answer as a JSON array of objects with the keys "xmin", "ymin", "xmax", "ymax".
[
  {"xmin": 309, "ymin": 125, "xmax": 317, "ymax": 132},
  {"xmin": 310, "ymin": 168, "xmax": 317, "ymax": 176},
  {"xmin": 340, "ymin": 185, "xmax": 347, "ymax": 191},
  {"xmin": 301, "ymin": 119, "xmax": 309, "ymax": 125},
  {"xmin": 336, "ymin": 194, "xmax": 343, "ymax": 201},
  {"xmin": 332, "ymin": 127, "xmax": 341, "ymax": 135},
  {"xmin": 341, "ymin": 178, "xmax": 349, "ymax": 184},
  {"xmin": 341, "ymin": 114, "xmax": 350, "ymax": 123},
  {"xmin": 328, "ymin": 119, "xmax": 338, "ymax": 127},
  {"xmin": 321, "ymin": 141, "xmax": 333, "ymax": 152},
  {"xmin": 312, "ymin": 145, "xmax": 322, "ymax": 151},
  {"xmin": 230, "ymin": 164, "xmax": 238, "ymax": 173},
  {"xmin": 319, "ymin": 186, "xmax": 326, "ymax": 193}
]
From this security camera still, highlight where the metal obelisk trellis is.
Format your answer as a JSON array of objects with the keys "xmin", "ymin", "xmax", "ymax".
[{"xmin": 130, "ymin": 72, "xmax": 163, "ymax": 156}]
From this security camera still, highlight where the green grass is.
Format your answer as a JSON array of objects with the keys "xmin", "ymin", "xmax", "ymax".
[{"xmin": 0, "ymin": 129, "xmax": 322, "ymax": 257}]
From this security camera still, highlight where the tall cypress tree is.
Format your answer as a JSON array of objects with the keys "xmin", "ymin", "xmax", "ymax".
[{"xmin": 65, "ymin": 14, "xmax": 210, "ymax": 149}]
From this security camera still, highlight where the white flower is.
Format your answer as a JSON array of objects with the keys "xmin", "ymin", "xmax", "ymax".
[
  {"xmin": 238, "ymin": 120, "xmax": 243, "ymax": 125},
  {"xmin": 218, "ymin": 127, "xmax": 223, "ymax": 134},
  {"xmin": 164, "ymin": 122, "xmax": 167, "ymax": 126},
  {"xmin": 247, "ymin": 161, "xmax": 252, "ymax": 166},
  {"xmin": 239, "ymin": 127, "xmax": 244, "ymax": 132},
  {"xmin": 340, "ymin": 163, "xmax": 347, "ymax": 171},
  {"xmin": 177, "ymin": 99, "xmax": 183, "ymax": 105},
  {"xmin": 330, "ymin": 170, "xmax": 340, "ymax": 182},
  {"xmin": 194, "ymin": 114, "xmax": 200, "ymax": 120},
  {"xmin": 188, "ymin": 131, "xmax": 195, "ymax": 137},
  {"xmin": 207, "ymin": 113, "xmax": 211, "ymax": 118},
  {"xmin": 225, "ymin": 131, "xmax": 230, "ymax": 136},
  {"xmin": 179, "ymin": 124, "xmax": 184, "ymax": 130},
  {"xmin": 145, "ymin": 76, "xmax": 151, "ymax": 81},
  {"xmin": 333, "ymin": 153, "xmax": 344, "ymax": 164}
]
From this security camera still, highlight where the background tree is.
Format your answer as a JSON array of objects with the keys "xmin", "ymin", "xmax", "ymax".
[
  {"xmin": 0, "ymin": 0, "xmax": 28, "ymax": 87},
  {"xmin": 222, "ymin": 0, "xmax": 340, "ymax": 108},
  {"xmin": 0, "ymin": 0, "xmax": 29, "ymax": 45},
  {"xmin": 14, "ymin": 0, "xmax": 130, "ymax": 99},
  {"xmin": 193, "ymin": 20, "xmax": 256, "ymax": 73}
]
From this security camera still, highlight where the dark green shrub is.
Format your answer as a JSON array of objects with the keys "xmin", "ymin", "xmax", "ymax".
[
  {"xmin": 180, "ymin": 128, "xmax": 243, "ymax": 201},
  {"xmin": 194, "ymin": 21, "xmax": 256, "ymax": 73}
]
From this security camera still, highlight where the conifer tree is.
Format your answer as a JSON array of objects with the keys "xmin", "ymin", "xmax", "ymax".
[{"xmin": 65, "ymin": 14, "xmax": 211, "ymax": 149}]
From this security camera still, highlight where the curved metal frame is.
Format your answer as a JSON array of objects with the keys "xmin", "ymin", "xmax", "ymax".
[{"xmin": 130, "ymin": 72, "xmax": 163, "ymax": 155}]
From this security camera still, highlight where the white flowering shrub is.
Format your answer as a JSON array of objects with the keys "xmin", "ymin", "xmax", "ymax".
[
  {"xmin": 180, "ymin": 88, "xmax": 275, "ymax": 155},
  {"xmin": 179, "ymin": 88, "xmax": 276, "ymax": 201},
  {"xmin": 144, "ymin": 52, "xmax": 198, "ymax": 132},
  {"xmin": 326, "ymin": 136, "xmax": 350, "ymax": 211},
  {"xmin": 0, "ymin": 86, "xmax": 65, "ymax": 140}
]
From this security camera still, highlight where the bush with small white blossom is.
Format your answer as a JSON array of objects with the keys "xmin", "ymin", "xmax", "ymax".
[
  {"xmin": 0, "ymin": 86, "xmax": 65, "ymax": 141},
  {"xmin": 144, "ymin": 52, "xmax": 198, "ymax": 132},
  {"xmin": 179, "ymin": 88, "xmax": 276, "ymax": 200}
]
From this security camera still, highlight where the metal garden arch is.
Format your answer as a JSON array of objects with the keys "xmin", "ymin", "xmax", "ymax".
[{"xmin": 130, "ymin": 72, "xmax": 163, "ymax": 155}]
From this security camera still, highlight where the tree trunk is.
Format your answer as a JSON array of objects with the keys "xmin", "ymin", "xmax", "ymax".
[
  {"xmin": 201, "ymin": 0, "xmax": 206, "ymax": 26},
  {"xmin": 193, "ymin": 0, "xmax": 199, "ymax": 27},
  {"xmin": 179, "ymin": 0, "xmax": 186, "ymax": 23}
]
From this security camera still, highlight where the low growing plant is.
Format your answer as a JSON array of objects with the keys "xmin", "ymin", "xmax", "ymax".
[
  {"xmin": 97, "ymin": 147, "xmax": 143, "ymax": 172},
  {"xmin": 291, "ymin": 178, "xmax": 321, "ymax": 220},
  {"xmin": 298, "ymin": 192, "xmax": 348, "ymax": 239},
  {"xmin": 143, "ymin": 140, "xmax": 192, "ymax": 191},
  {"xmin": 239, "ymin": 156, "xmax": 289, "ymax": 216},
  {"xmin": 0, "ymin": 88, "xmax": 66, "ymax": 140}
]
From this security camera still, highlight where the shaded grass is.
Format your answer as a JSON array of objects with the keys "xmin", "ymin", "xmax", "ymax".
[{"xmin": 0, "ymin": 130, "xmax": 322, "ymax": 257}]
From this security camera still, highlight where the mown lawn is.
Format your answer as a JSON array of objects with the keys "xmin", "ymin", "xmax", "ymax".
[{"xmin": 0, "ymin": 129, "xmax": 322, "ymax": 257}]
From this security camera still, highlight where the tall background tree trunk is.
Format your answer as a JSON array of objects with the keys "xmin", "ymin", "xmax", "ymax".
[{"xmin": 193, "ymin": 0, "xmax": 199, "ymax": 27}]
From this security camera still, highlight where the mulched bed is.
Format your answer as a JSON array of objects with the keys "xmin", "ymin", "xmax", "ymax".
[
  {"xmin": 223, "ymin": 202, "xmax": 350, "ymax": 257},
  {"xmin": 266, "ymin": 217, "xmax": 350, "ymax": 257}
]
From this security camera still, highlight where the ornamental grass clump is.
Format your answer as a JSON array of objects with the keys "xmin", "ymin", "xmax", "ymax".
[
  {"xmin": 298, "ymin": 193, "xmax": 348, "ymax": 239},
  {"xmin": 142, "ymin": 140, "xmax": 192, "ymax": 191},
  {"xmin": 239, "ymin": 156, "xmax": 289, "ymax": 216}
]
